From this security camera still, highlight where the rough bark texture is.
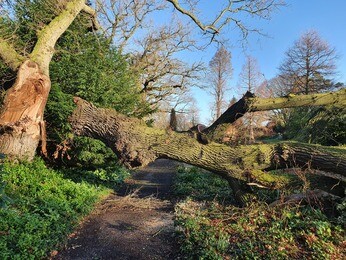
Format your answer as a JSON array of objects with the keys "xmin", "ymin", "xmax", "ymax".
[
  {"xmin": 70, "ymin": 97, "xmax": 346, "ymax": 189},
  {"xmin": 0, "ymin": 61, "xmax": 50, "ymax": 160}
]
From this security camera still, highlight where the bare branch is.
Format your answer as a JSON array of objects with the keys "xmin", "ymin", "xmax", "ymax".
[
  {"xmin": 131, "ymin": 22, "xmax": 204, "ymax": 108},
  {"xmin": 167, "ymin": 0, "xmax": 285, "ymax": 37},
  {"xmin": 166, "ymin": 0, "xmax": 218, "ymax": 33},
  {"xmin": 96, "ymin": 0, "xmax": 165, "ymax": 49}
]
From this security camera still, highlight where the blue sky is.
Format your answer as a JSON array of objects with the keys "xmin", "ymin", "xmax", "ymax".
[{"xmin": 181, "ymin": 0, "xmax": 346, "ymax": 124}]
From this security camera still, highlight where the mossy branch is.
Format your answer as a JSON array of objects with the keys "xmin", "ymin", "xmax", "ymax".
[
  {"xmin": 204, "ymin": 89, "xmax": 346, "ymax": 142},
  {"xmin": 30, "ymin": 0, "xmax": 87, "ymax": 75},
  {"xmin": 248, "ymin": 88, "xmax": 346, "ymax": 111}
]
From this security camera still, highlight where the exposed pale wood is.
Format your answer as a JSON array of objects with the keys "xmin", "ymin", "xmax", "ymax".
[
  {"xmin": 0, "ymin": 61, "xmax": 50, "ymax": 160},
  {"xmin": 0, "ymin": 1, "xmax": 96, "ymax": 160}
]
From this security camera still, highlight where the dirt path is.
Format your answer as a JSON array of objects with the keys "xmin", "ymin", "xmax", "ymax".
[{"xmin": 54, "ymin": 159, "xmax": 180, "ymax": 260}]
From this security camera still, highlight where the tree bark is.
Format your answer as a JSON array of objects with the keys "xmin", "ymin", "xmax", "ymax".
[{"xmin": 70, "ymin": 97, "xmax": 346, "ymax": 189}]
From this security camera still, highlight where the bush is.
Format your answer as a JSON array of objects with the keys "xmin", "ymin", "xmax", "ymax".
[{"xmin": 175, "ymin": 200, "xmax": 345, "ymax": 259}]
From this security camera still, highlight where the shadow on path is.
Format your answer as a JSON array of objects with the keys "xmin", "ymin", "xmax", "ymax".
[{"xmin": 53, "ymin": 159, "xmax": 180, "ymax": 260}]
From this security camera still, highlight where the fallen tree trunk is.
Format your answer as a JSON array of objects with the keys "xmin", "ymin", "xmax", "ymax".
[{"xmin": 70, "ymin": 97, "xmax": 346, "ymax": 189}]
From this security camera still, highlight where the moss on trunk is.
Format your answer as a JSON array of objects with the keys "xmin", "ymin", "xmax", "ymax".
[{"xmin": 70, "ymin": 98, "xmax": 346, "ymax": 189}]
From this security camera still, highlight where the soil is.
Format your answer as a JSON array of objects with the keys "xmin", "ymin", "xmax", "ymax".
[{"xmin": 53, "ymin": 159, "xmax": 181, "ymax": 260}]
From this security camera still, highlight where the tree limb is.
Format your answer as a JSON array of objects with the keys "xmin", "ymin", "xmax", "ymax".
[
  {"xmin": 269, "ymin": 189, "xmax": 341, "ymax": 207},
  {"xmin": 82, "ymin": 4, "xmax": 101, "ymax": 30},
  {"xmin": 248, "ymin": 88, "xmax": 346, "ymax": 111},
  {"xmin": 166, "ymin": 0, "xmax": 218, "ymax": 33},
  {"xmin": 166, "ymin": 0, "xmax": 285, "ymax": 37},
  {"xmin": 30, "ymin": 0, "xmax": 87, "ymax": 75},
  {"xmin": 204, "ymin": 88, "xmax": 346, "ymax": 142}
]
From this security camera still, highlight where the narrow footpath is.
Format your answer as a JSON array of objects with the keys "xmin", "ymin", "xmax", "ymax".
[{"xmin": 54, "ymin": 159, "xmax": 180, "ymax": 260}]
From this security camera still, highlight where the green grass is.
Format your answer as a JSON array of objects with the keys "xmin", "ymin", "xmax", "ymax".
[
  {"xmin": 0, "ymin": 158, "xmax": 129, "ymax": 259},
  {"xmin": 173, "ymin": 167, "xmax": 345, "ymax": 259}
]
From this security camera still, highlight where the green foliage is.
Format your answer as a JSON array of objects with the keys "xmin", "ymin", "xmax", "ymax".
[
  {"xmin": 45, "ymin": 19, "xmax": 148, "ymax": 162},
  {"xmin": 337, "ymin": 190, "xmax": 346, "ymax": 226},
  {"xmin": 69, "ymin": 137, "xmax": 117, "ymax": 169},
  {"xmin": 1, "ymin": 0, "xmax": 151, "ymax": 164},
  {"xmin": 173, "ymin": 166, "xmax": 232, "ymax": 203},
  {"xmin": 175, "ymin": 200, "xmax": 345, "ymax": 259},
  {"xmin": 46, "ymin": 12, "xmax": 151, "ymax": 164},
  {"xmin": 173, "ymin": 167, "xmax": 345, "ymax": 259},
  {"xmin": 175, "ymin": 200, "xmax": 230, "ymax": 260},
  {"xmin": 8, "ymin": 0, "xmax": 60, "ymax": 54},
  {"xmin": 45, "ymin": 84, "xmax": 74, "ymax": 141},
  {"xmin": 60, "ymin": 164, "xmax": 130, "ymax": 188},
  {"xmin": 0, "ymin": 158, "xmax": 129, "ymax": 258},
  {"xmin": 0, "ymin": 182, "xmax": 12, "ymax": 209},
  {"xmin": 283, "ymin": 106, "xmax": 346, "ymax": 145},
  {"xmin": 50, "ymin": 35, "xmax": 145, "ymax": 115}
]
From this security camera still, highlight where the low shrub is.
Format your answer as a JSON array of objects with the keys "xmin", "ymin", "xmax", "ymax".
[{"xmin": 175, "ymin": 200, "xmax": 345, "ymax": 259}]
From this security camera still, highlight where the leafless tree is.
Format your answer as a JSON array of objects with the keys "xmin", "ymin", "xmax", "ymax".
[
  {"xmin": 279, "ymin": 30, "xmax": 339, "ymax": 94},
  {"xmin": 96, "ymin": 0, "xmax": 166, "ymax": 50},
  {"xmin": 208, "ymin": 46, "xmax": 232, "ymax": 121},
  {"xmin": 237, "ymin": 56, "xmax": 263, "ymax": 143},
  {"xmin": 130, "ymin": 22, "xmax": 204, "ymax": 109},
  {"xmin": 167, "ymin": 0, "xmax": 285, "ymax": 38},
  {"xmin": 152, "ymin": 87, "xmax": 200, "ymax": 130},
  {"xmin": 96, "ymin": 1, "xmax": 285, "ymax": 110}
]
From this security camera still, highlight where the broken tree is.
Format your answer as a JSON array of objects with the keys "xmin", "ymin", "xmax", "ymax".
[
  {"xmin": 0, "ymin": 0, "xmax": 98, "ymax": 160},
  {"xmin": 70, "ymin": 89, "xmax": 346, "ymax": 189}
]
